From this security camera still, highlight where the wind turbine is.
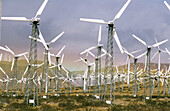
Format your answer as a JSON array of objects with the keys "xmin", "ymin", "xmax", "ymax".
[
  {"xmin": 122, "ymin": 46, "xmax": 141, "ymax": 88},
  {"xmin": 74, "ymin": 57, "xmax": 95, "ymax": 93},
  {"xmin": 80, "ymin": 25, "xmax": 109, "ymax": 97},
  {"xmin": 151, "ymin": 37, "xmax": 167, "ymax": 94},
  {"xmin": 80, "ymin": 0, "xmax": 131, "ymax": 54},
  {"xmin": 1, "ymin": 0, "xmax": 48, "ymax": 104},
  {"xmin": 160, "ymin": 67, "xmax": 170, "ymax": 95},
  {"xmin": 132, "ymin": 34, "xmax": 168, "ymax": 99},
  {"xmin": 0, "ymin": 79, "xmax": 5, "ymax": 95},
  {"xmin": 165, "ymin": 48, "xmax": 170, "ymax": 94},
  {"xmin": 29, "ymin": 30, "xmax": 64, "ymax": 66},
  {"xmin": 0, "ymin": 45, "xmax": 28, "ymax": 95},
  {"xmin": 49, "ymin": 46, "xmax": 65, "ymax": 94},
  {"xmin": 30, "ymin": 29, "xmax": 64, "ymax": 95},
  {"xmin": 50, "ymin": 54, "xmax": 74, "ymax": 93},
  {"xmin": 123, "ymin": 47, "xmax": 147, "ymax": 96},
  {"xmin": 80, "ymin": 0, "xmax": 131, "ymax": 103},
  {"xmin": 0, "ymin": 67, "xmax": 16, "ymax": 96},
  {"xmin": 0, "ymin": 67, "xmax": 10, "ymax": 95},
  {"xmin": 164, "ymin": 1, "xmax": 170, "ymax": 10},
  {"xmin": 81, "ymin": 47, "xmax": 111, "ymax": 97},
  {"xmin": 19, "ymin": 66, "xmax": 28, "ymax": 95}
]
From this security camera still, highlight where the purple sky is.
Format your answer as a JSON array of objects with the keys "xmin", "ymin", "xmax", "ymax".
[{"xmin": 1, "ymin": 0, "xmax": 170, "ymax": 71}]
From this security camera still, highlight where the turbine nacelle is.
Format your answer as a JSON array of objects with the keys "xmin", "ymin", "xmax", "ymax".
[
  {"xmin": 32, "ymin": 18, "xmax": 40, "ymax": 23},
  {"xmin": 108, "ymin": 21, "xmax": 114, "ymax": 25},
  {"xmin": 97, "ymin": 44, "xmax": 103, "ymax": 48}
]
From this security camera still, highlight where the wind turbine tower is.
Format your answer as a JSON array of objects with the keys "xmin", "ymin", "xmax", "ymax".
[
  {"xmin": 1, "ymin": 0, "xmax": 49, "ymax": 106},
  {"xmin": 80, "ymin": 0, "xmax": 131, "ymax": 103},
  {"xmin": 132, "ymin": 34, "xmax": 168, "ymax": 100}
]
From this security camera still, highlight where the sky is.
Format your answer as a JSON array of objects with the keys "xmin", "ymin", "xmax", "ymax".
[{"xmin": 0, "ymin": 0, "xmax": 170, "ymax": 71}]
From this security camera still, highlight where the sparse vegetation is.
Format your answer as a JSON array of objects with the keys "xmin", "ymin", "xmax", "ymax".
[{"xmin": 0, "ymin": 94, "xmax": 169, "ymax": 111}]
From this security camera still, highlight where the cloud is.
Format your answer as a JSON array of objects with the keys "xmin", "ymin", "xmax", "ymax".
[{"xmin": 1, "ymin": 0, "xmax": 170, "ymax": 70}]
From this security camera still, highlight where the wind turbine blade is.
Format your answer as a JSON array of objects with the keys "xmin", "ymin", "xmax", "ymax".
[
  {"xmin": 24, "ymin": 55, "xmax": 29, "ymax": 63},
  {"xmin": 151, "ymin": 51, "xmax": 158, "ymax": 61},
  {"xmin": 124, "ymin": 50, "xmax": 134, "ymax": 58},
  {"xmin": 35, "ymin": 0, "xmax": 48, "ymax": 17},
  {"xmin": 16, "ymin": 52, "xmax": 28, "ymax": 57},
  {"xmin": 33, "ymin": 79, "xmax": 37, "ymax": 86},
  {"xmin": 32, "ymin": 71, "xmax": 37, "ymax": 79},
  {"xmin": 89, "ymin": 62, "xmax": 95, "ymax": 66},
  {"xmin": 0, "ymin": 67, "xmax": 8, "ymax": 78},
  {"xmin": 5, "ymin": 46, "xmax": 14, "ymax": 55},
  {"xmin": 80, "ymin": 46, "xmax": 96, "ymax": 55},
  {"xmin": 60, "ymin": 54, "xmax": 64, "ymax": 64},
  {"xmin": 152, "ymin": 39, "xmax": 168, "ymax": 47},
  {"xmin": 1, "ymin": 17, "xmax": 31, "ymax": 22},
  {"xmin": 80, "ymin": 57, "xmax": 88, "ymax": 65},
  {"xmin": 98, "ymin": 25, "xmax": 102, "ymax": 45},
  {"xmin": 87, "ymin": 46, "xmax": 96, "ymax": 52},
  {"xmin": 23, "ymin": 66, "xmax": 28, "ymax": 77},
  {"xmin": 132, "ymin": 34, "xmax": 147, "ymax": 47},
  {"xmin": 88, "ymin": 51, "xmax": 96, "ymax": 58},
  {"xmin": 114, "ymin": 30, "xmax": 124, "ymax": 53},
  {"xmin": 101, "ymin": 48, "xmax": 112, "ymax": 57},
  {"xmin": 62, "ymin": 66, "xmax": 69, "ymax": 74},
  {"xmin": 136, "ymin": 51, "xmax": 147, "ymax": 59},
  {"xmin": 50, "ymin": 53, "xmax": 55, "ymax": 57},
  {"xmin": 86, "ymin": 52, "xmax": 89, "ymax": 58},
  {"xmin": 29, "ymin": 36, "xmax": 42, "ymax": 43},
  {"xmin": 0, "ymin": 46, "xmax": 11, "ymax": 52},
  {"xmin": 165, "ymin": 48, "xmax": 170, "ymax": 55},
  {"xmin": 57, "ymin": 45, "xmax": 66, "ymax": 56},
  {"xmin": 62, "ymin": 78, "xmax": 67, "ymax": 84},
  {"xmin": 131, "ymin": 49, "xmax": 141, "ymax": 54},
  {"xmin": 160, "ymin": 49, "xmax": 167, "ymax": 53},
  {"xmin": 0, "ymin": 79, "xmax": 3, "ymax": 82},
  {"xmin": 154, "ymin": 37, "xmax": 160, "ymax": 50},
  {"xmin": 74, "ymin": 59, "xmax": 81, "ymax": 63},
  {"xmin": 38, "ymin": 30, "xmax": 49, "ymax": 50},
  {"xmin": 37, "ymin": 62, "xmax": 45, "ymax": 68},
  {"xmin": 49, "ymin": 31, "xmax": 64, "ymax": 45},
  {"xmin": 49, "ymin": 65, "xmax": 58, "ymax": 69},
  {"xmin": 116, "ymin": 66, "xmax": 119, "ymax": 73},
  {"xmin": 113, "ymin": 0, "xmax": 131, "ymax": 21},
  {"xmin": 80, "ymin": 18, "xmax": 108, "ymax": 24},
  {"xmin": 164, "ymin": 1, "xmax": 170, "ymax": 10},
  {"xmin": 58, "ymin": 65, "xmax": 61, "ymax": 70},
  {"xmin": 11, "ymin": 58, "xmax": 15, "ymax": 71},
  {"xmin": 80, "ymin": 50, "xmax": 87, "ymax": 55}
]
